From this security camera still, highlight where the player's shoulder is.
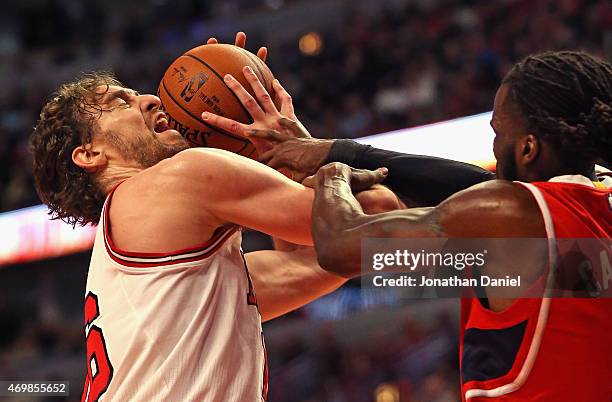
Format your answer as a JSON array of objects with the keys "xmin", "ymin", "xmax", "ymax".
[
  {"xmin": 438, "ymin": 180, "xmax": 544, "ymax": 237},
  {"xmin": 444, "ymin": 179, "xmax": 536, "ymax": 209},
  {"xmin": 129, "ymin": 148, "xmax": 246, "ymax": 190},
  {"xmin": 171, "ymin": 147, "xmax": 243, "ymax": 162},
  {"xmin": 157, "ymin": 148, "xmax": 244, "ymax": 174},
  {"xmin": 109, "ymin": 150, "xmax": 232, "ymax": 235},
  {"xmin": 116, "ymin": 147, "xmax": 271, "ymax": 212}
]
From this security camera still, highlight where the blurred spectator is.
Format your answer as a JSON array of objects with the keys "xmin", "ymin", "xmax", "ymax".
[{"xmin": 266, "ymin": 309, "xmax": 459, "ymax": 401}]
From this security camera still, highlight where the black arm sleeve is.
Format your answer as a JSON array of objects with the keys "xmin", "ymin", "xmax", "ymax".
[{"xmin": 326, "ymin": 139, "xmax": 496, "ymax": 206}]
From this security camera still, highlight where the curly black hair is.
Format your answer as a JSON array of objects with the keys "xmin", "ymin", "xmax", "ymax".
[
  {"xmin": 31, "ymin": 72, "xmax": 123, "ymax": 226},
  {"xmin": 502, "ymin": 50, "xmax": 612, "ymax": 170}
]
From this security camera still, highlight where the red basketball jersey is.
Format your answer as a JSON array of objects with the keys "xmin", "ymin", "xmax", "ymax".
[{"xmin": 460, "ymin": 175, "xmax": 612, "ymax": 401}]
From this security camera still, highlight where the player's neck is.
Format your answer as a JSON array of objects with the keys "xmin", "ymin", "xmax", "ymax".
[
  {"xmin": 523, "ymin": 154, "xmax": 596, "ymax": 182},
  {"xmin": 97, "ymin": 165, "xmax": 143, "ymax": 195}
]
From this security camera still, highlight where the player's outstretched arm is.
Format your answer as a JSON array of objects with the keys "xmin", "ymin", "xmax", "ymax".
[
  {"xmin": 310, "ymin": 163, "xmax": 545, "ymax": 278},
  {"xmin": 154, "ymin": 146, "xmax": 399, "ymax": 247},
  {"xmin": 201, "ymin": 64, "xmax": 495, "ymax": 204},
  {"xmin": 166, "ymin": 147, "xmax": 314, "ymax": 245}
]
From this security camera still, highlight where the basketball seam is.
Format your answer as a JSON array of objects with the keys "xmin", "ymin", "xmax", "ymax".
[
  {"xmin": 160, "ymin": 80, "xmax": 252, "ymax": 153},
  {"xmin": 183, "ymin": 53, "xmax": 254, "ymax": 124},
  {"xmin": 236, "ymin": 47, "xmax": 272, "ymax": 92}
]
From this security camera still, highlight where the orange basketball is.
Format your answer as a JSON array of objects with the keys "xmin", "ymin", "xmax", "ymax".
[{"xmin": 158, "ymin": 44, "xmax": 275, "ymax": 159}]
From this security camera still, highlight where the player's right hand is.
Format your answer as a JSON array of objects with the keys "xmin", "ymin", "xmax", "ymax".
[
  {"xmin": 254, "ymin": 132, "xmax": 335, "ymax": 182},
  {"xmin": 201, "ymin": 67, "xmax": 326, "ymax": 180},
  {"xmin": 201, "ymin": 67, "xmax": 335, "ymax": 181},
  {"xmin": 201, "ymin": 66, "xmax": 303, "ymax": 148}
]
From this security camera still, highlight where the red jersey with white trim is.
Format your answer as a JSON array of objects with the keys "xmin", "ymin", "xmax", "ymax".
[
  {"xmin": 81, "ymin": 187, "xmax": 268, "ymax": 402},
  {"xmin": 460, "ymin": 175, "xmax": 612, "ymax": 402}
]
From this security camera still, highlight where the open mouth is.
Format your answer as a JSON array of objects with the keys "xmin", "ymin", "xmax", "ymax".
[{"xmin": 154, "ymin": 114, "xmax": 170, "ymax": 134}]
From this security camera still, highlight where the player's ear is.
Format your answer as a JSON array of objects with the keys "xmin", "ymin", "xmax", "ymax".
[
  {"xmin": 520, "ymin": 134, "xmax": 539, "ymax": 165},
  {"xmin": 72, "ymin": 143, "xmax": 108, "ymax": 173}
]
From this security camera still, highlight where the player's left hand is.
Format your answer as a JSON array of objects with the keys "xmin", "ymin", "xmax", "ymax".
[{"xmin": 206, "ymin": 31, "xmax": 267, "ymax": 62}]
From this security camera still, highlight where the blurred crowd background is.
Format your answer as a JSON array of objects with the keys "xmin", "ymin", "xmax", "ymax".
[{"xmin": 0, "ymin": 0, "xmax": 610, "ymax": 401}]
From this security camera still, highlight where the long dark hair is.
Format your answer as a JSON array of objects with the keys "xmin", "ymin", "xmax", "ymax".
[
  {"xmin": 503, "ymin": 50, "xmax": 612, "ymax": 170},
  {"xmin": 31, "ymin": 72, "xmax": 123, "ymax": 226}
]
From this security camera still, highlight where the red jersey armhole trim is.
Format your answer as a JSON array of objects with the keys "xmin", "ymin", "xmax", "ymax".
[{"xmin": 102, "ymin": 183, "xmax": 238, "ymax": 264}]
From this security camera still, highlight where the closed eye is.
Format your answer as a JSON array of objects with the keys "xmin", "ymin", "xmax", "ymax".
[
  {"xmin": 116, "ymin": 92, "xmax": 133, "ymax": 106},
  {"xmin": 103, "ymin": 98, "xmax": 130, "ymax": 112},
  {"xmin": 103, "ymin": 89, "xmax": 138, "ymax": 110},
  {"xmin": 117, "ymin": 98, "xmax": 131, "ymax": 108}
]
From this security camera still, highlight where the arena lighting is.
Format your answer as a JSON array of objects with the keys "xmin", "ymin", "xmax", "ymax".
[
  {"xmin": 356, "ymin": 111, "xmax": 496, "ymax": 170},
  {"xmin": 0, "ymin": 112, "xmax": 495, "ymax": 267},
  {"xmin": 375, "ymin": 383, "xmax": 400, "ymax": 402},
  {"xmin": 0, "ymin": 204, "xmax": 96, "ymax": 267},
  {"xmin": 299, "ymin": 32, "xmax": 324, "ymax": 56}
]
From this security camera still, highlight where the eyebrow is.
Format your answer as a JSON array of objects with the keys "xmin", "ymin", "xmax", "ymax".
[{"xmin": 101, "ymin": 88, "xmax": 140, "ymax": 105}]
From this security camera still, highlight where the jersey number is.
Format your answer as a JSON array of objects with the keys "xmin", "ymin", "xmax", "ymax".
[{"xmin": 82, "ymin": 292, "xmax": 114, "ymax": 402}]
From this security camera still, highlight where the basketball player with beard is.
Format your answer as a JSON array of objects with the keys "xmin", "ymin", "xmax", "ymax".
[
  {"xmin": 29, "ymin": 44, "xmax": 397, "ymax": 402},
  {"xmin": 204, "ymin": 51, "xmax": 612, "ymax": 401}
]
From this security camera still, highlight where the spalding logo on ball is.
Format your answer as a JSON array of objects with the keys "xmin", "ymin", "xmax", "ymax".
[{"xmin": 158, "ymin": 44, "xmax": 275, "ymax": 159}]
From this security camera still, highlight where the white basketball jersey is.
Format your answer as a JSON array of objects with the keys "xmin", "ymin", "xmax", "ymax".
[{"xmin": 81, "ymin": 190, "xmax": 268, "ymax": 402}]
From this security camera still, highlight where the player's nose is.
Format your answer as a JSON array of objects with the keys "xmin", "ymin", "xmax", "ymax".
[{"xmin": 139, "ymin": 94, "xmax": 162, "ymax": 113}]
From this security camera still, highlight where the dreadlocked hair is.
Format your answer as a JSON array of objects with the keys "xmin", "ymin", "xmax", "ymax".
[
  {"xmin": 503, "ymin": 50, "xmax": 612, "ymax": 169},
  {"xmin": 31, "ymin": 71, "xmax": 124, "ymax": 226}
]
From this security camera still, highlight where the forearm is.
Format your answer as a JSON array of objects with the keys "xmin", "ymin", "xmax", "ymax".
[
  {"xmin": 312, "ymin": 164, "xmax": 438, "ymax": 277},
  {"xmin": 246, "ymin": 248, "xmax": 347, "ymax": 322},
  {"xmin": 313, "ymin": 207, "xmax": 436, "ymax": 277},
  {"xmin": 327, "ymin": 140, "xmax": 495, "ymax": 206},
  {"xmin": 311, "ymin": 166, "xmax": 369, "ymax": 277}
]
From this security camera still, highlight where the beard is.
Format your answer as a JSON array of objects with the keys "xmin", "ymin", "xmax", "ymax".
[
  {"xmin": 496, "ymin": 144, "xmax": 518, "ymax": 181},
  {"xmin": 106, "ymin": 129, "xmax": 190, "ymax": 169}
]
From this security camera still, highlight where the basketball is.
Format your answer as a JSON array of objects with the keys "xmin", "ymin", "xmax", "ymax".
[{"xmin": 158, "ymin": 44, "xmax": 275, "ymax": 159}]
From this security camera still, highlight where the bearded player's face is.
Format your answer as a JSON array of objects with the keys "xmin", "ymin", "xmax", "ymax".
[
  {"xmin": 491, "ymin": 84, "xmax": 524, "ymax": 181},
  {"xmin": 92, "ymin": 85, "xmax": 189, "ymax": 168}
]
